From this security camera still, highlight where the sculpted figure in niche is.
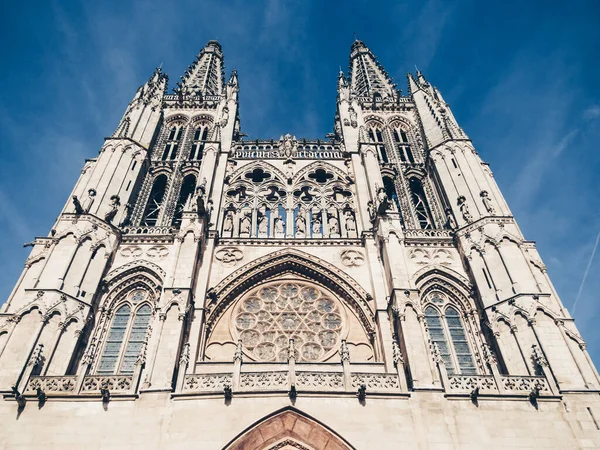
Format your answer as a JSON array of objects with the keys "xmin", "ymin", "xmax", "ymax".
[
  {"xmin": 376, "ymin": 186, "xmax": 390, "ymax": 215},
  {"xmin": 223, "ymin": 210, "xmax": 234, "ymax": 232},
  {"xmin": 328, "ymin": 214, "xmax": 340, "ymax": 235},
  {"xmin": 295, "ymin": 211, "xmax": 306, "ymax": 236},
  {"xmin": 274, "ymin": 215, "xmax": 285, "ymax": 235},
  {"xmin": 480, "ymin": 190, "xmax": 495, "ymax": 214},
  {"xmin": 445, "ymin": 207, "xmax": 457, "ymax": 229},
  {"xmin": 312, "ymin": 212, "xmax": 322, "ymax": 235},
  {"xmin": 367, "ymin": 201, "xmax": 376, "ymax": 223},
  {"xmin": 257, "ymin": 207, "xmax": 268, "ymax": 235},
  {"xmin": 104, "ymin": 195, "xmax": 120, "ymax": 224},
  {"xmin": 240, "ymin": 212, "xmax": 251, "ymax": 235},
  {"xmin": 344, "ymin": 211, "xmax": 356, "ymax": 233},
  {"xmin": 457, "ymin": 196, "xmax": 472, "ymax": 223}
]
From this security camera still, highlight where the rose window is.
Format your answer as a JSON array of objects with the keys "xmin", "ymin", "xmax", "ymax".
[{"xmin": 232, "ymin": 281, "xmax": 345, "ymax": 362}]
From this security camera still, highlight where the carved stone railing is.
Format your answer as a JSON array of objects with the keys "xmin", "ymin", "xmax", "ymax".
[
  {"xmin": 26, "ymin": 376, "xmax": 77, "ymax": 394},
  {"xmin": 501, "ymin": 376, "xmax": 551, "ymax": 395},
  {"xmin": 296, "ymin": 372, "xmax": 344, "ymax": 391},
  {"xmin": 446, "ymin": 374, "xmax": 551, "ymax": 396},
  {"xmin": 447, "ymin": 374, "xmax": 496, "ymax": 393},
  {"xmin": 239, "ymin": 372, "xmax": 288, "ymax": 390},
  {"xmin": 404, "ymin": 229, "xmax": 453, "ymax": 239},
  {"xmin": 183, "ymin": 373, "xmax": 233, "ymax": 393},
  {"xmin": 122, "ymin": 226, "xmax": 176, "ymax": 235},
  {"xmin": 351, "ymin": 373, "xmax": 401, "ymax": 392},
  {"xmin": 81, "ymin": 375, "xmax": 133, "ymax": 393}
]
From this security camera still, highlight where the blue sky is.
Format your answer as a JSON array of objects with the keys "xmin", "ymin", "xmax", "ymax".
[{"xmin": 1, "ymin": 0, "xmax": 599, "ymax": 361}]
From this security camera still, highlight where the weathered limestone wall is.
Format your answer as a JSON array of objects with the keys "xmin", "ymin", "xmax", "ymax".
[{"xmin": 1, "ymin": 392, "xmax": 599, "ymax": 449}]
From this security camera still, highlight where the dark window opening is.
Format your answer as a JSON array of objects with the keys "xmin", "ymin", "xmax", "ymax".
[
  {"xmin": 172, "ymin": 174, "xmax": 197, "ymax": 226},
  {"xmin": 142, "ymin": 174, "xmax": 168, "ymax": 226},
  {"xmin": 383, "ymin": 176, "xmax": 401, "ymax": 212},
  {"xmin": 409, "ymin": 177, "xmax": 434, "ymax": 229}
]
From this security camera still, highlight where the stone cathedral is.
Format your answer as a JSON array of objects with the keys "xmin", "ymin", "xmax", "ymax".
[{"xmin": 0, "ymin": 40, "xmax": 599, "ymax": 449}]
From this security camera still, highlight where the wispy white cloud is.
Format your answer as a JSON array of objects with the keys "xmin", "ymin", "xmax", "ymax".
[{"xmin": 583, "ymin": 105, "xmax": 600, "ymax": 120}]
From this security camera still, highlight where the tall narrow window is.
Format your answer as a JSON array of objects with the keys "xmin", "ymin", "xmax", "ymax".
[
  {"xmin": 445, "ymin": 307, "xmax": 477, "ymax": 374},
  {"xmin": 409, "ymin": 177, "xmax": 434, "ymax": 229},
  {"xmin": 120, "ymin": 305, "xmax": 152, "ymax": 374},
  {"xmin": 190, "ymin": 126, "xmax": 209, "ymax": 160},
  {"xmin": 142, "ymin": 174, "xmax": 168, "ymax": 226},
  {"xmin": 172, "ymin": 174, "xmax": 197, "ymax": 226},
  {"xmin": 368, "ymin": 128, "xmax": 388, "ymax": 163},
  {"xmin": 393, "ymin": 127, "xmax": 415, "ymax": 164},
  {"xmin": 98, "ymin": 303, "xmax": 152, "ymax": 375},
  {"xmin": 382, "ymin": 176, "xmax": 400, "ymax": 212},
  {"xmin": 162, "ymin": 125, "xmax": 184, "ymax": 161},
  {"xmin": 424, "ymin": 305, "xmax": 477, "ymax": 375},
  {"xmin": 98, "ymin": 305, "xmax": 131, "ymax": 374},
  {"xmin": 425, "ymin": 306, "xmax": 455, "ymax": 373}
]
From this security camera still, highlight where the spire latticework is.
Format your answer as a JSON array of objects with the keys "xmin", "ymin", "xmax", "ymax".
[
  {"xmin": 348, "ymin": 40, "xmax": 397, "ymax": 100},
  {"xmin": 179, "ymin": 40, "xmax": 225, "ymax": 97}
]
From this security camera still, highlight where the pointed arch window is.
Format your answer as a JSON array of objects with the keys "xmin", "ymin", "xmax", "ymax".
[
  {"xmin": 382, "ymin": 176, "xmax": 401, "ymax": 213},
  {"xmin": 409, "ymin": 177, "xmax": 434, "ymax": 229},
  {"xmin": 190, "ymin": 125, "xmax": 209, "ymax": 160},
  {"xmin": 172, "ymin": 174, "xmax": 197, "ymax": 226},
  {"xmin": 162, "ymin": 124, "xmax": 184, "ymax": 161},
  {"xmin": 368, "ymin": 127, "xmax": 388, "ymax": 163},
  {"xmin": 424, "ymin": 305, "xmax": 476, "ymax": 375},
  {"xmin": 98, "ymin": 300, "xmax": 152, "ymax": 375},
  {"xmin": 393, "ymin": 126, "xmax": 415, "ymax": 164},
  {"xmin": 142, "ymin": 174, "xmax": 168, "ymax": 226}
]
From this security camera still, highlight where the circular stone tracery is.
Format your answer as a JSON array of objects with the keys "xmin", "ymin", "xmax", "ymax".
[{"xmin": 232, "ymin": 281, "xmax": 345, "ymax": 362}]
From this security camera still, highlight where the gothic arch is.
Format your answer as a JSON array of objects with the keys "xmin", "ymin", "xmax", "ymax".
[
  {"xmin": 229, "ymin": 160, "xmax": 287, "ymax": 185},
  {"xmin": 222, "ymin": 407, "xmax": 355, "ymax": 450},
  {"xmin": 164, "ymin": 114, "xmax": 190, "ymax": 126},
  {"xmin": 190, "ymin": 113, "xmax": 214, "ymax": 126},
  {"xmin": 293, "ymin": 161, "xmax": 347, "ymax": 185},
  {"xmin": 413, "ymin": 266, "xmax": 475, "ymax": 313},
  {"xmin": 205, "ymin": 249, "xmax": 374, "ymax": 335}
]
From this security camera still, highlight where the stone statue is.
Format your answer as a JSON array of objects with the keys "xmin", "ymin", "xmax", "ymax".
[
  {"xmin": 345, "ymin": 211, "xmax": 356, "ymax": 233},
  {"xmin": 104, "ymin": 195, "xmax": 120, "ymax": 224},
  {"xmin": 223, "ymin": 210, "xmax": 234, "ymax": 232},
  {"xmin": 72, "ymin": 195, "xmax": 84, "ymax": 215},
  {"xmin": 312, "ymin": 213, "xmax": 321, "ymax": 235},
  {"xmin": 457, "ymin": 196, "xmax": 472, "ymax": 223},
  {"xmin": 445, "ymin": 207, "xmax": 457, "ymax": 229},
  {"xmin": 194, "ymin": 187, "xmax": 206, "ymax": 215},
  {"xmin": 367, "ymin": 201, "xmax": 376, "ymax": 223},
  {"xmin": 220, "ymin": 106, "xmax": 229, "ymax": 127},
  {"xmin": 480, "ymin": 190, "xmax": 495, "ymax": 214},
  {"xmin": 296, "ymin": 211, "xmax": 306, "ymax": 235},
  {"xmin": 328, "ymin": 214, "xmax": 340, "ymax": 234},
  {"xmin": 348, "ymin": 106, "xmax": 357, "ymax": 128},
  {"xmin": 240, "ymin": 212, "xmax": 251, "ymax": 235},
  {"xmin": 257, "ymin": 209, "xmax": 268, "ymax": 234},
  {"xmin": 376, "ymin": 187, "xmax": 390, "ymax": 215},
  {"xmin": 274, "ymin": 215, "xmax": 284, "ymax": 234}
]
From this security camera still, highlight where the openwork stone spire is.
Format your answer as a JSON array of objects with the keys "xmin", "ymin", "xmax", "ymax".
[
  {"xmin": 348, "ymin": 40, "xmax": 397, "ymax": 100},
  {"xmin": 179, "ymin": 40, "xmax": 225, "ymax": 97}
]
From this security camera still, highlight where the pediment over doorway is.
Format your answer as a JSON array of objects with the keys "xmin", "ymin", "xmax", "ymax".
[{"xmin": 222, "ymin": 407, "xmax": 354, "ymax": 450}]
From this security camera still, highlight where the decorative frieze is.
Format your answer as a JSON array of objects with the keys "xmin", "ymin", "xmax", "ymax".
[
  {"xmin": 81, "ymin": 375, "xmax": 133, "ymax": 393},
  {"xmin": 26, "ymin": 376, "xmax": 77, "ymax": 394}
]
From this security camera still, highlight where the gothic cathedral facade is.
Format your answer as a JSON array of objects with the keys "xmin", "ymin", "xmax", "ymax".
[{"xmin": 0, "ymin": 40, "xmax": 599, "ymax": 449}]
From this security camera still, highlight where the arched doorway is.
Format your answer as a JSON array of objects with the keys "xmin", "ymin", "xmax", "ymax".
[{"xmin": 223, "ymin": 407, "xmax": 354, "ymax": 450}]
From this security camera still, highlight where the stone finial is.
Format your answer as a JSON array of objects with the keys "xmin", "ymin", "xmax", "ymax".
[
  {"xmin": 392, "ymin": 340, "xmax": 404, "ymax": 366},
  {"xmin": 532, "ymin": 344, "xmax": 548, "ymax": 368},
  {"xmin": 179, "ymin": 342, "xmax": 191, "ymax": 366},
  {"xmin": 233, "ymin": 339, "xmax": 243, "ymax": 363}
]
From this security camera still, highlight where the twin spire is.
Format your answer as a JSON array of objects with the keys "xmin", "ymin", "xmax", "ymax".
[
  {"xmin": 347, "ymin": 40, "xmax": 398, "ymax": 100},
  {"xmin": 178, "ymin": 40, "xmax": 225, "ymax": 97}
]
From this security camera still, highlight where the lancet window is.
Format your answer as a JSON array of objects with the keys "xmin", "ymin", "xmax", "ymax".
[
  {"xmin": 368, "ymin": 126, "xmax": 388, "ymax": 163},
  {"xmin": 392, "ymin": 124, "xmax": 415, "ymax": 164},
  {"xmin": 408, "ymin": 177, "xmax": 434, "ymax": 229},
  {"xmin": 190, "ymin": 124, "xmax": 209, "ymax": 161},
  {"xmin": 141, "ymin": 174, "xmax": 168, "ymax": 226},
  {"xmin": 172, "ymin": 174, "xmax": 197, "ymax": 226},
  {"xmin": 97, "ymin": 290, "xmax": 152, "ymax": 375},
  {"xmin": 162, "ymin": 124, "xmax": 184, "ymax": 161},
  {"xmin": 423, "ymin": 292, "xmax": 477, "ymax": 375}
]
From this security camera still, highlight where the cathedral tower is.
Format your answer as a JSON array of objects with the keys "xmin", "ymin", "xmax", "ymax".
[{"xmin": 0, "ymin": 40, "xmax": 599, "ymax": 449}]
